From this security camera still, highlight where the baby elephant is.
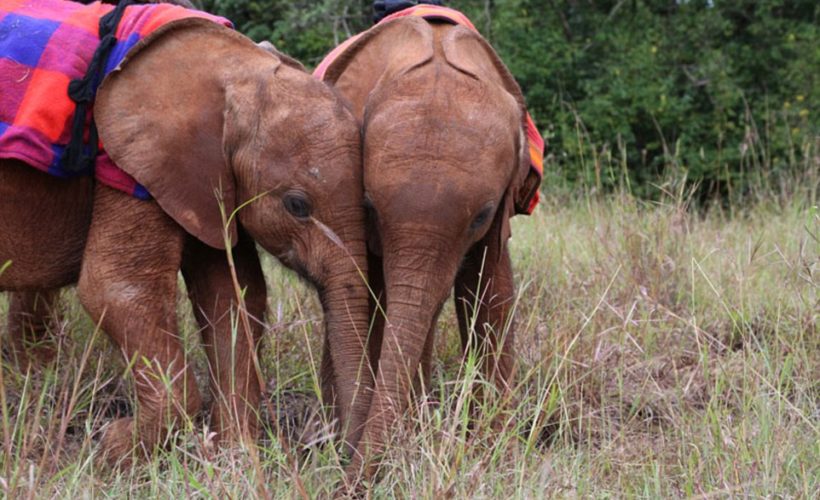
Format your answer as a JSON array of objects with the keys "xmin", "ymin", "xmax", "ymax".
[
  {"xmin": 317, "ymin": 5, "xmax": 544, "ymax": 481},
  {"xmin": 0, "ymin": 1, "xmax": 372, "ymax": 463}
]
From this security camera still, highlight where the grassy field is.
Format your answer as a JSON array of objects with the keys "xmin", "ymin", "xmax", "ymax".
[{"xmin": 1, "ymin": 186, "xmax": 817, "ymax": 497}]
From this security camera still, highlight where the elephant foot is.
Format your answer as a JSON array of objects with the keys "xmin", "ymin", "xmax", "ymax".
[
  {"xmin": 99, "ymin": 417, "xmax": 138, "ymax": 468},
  {"xmin": 2, "ymin": 339, "xmax": 57, "ymax": 372},
  {"xmin": 336, "ymin": 455, "xmax": 380, "ymax": 498},
  {"xmin": 208, "ymin": 407, "xmax": 258, "ymax": 451},
  {"xmin": 5, "ymin": 289, "xmax": 63, "ymax": 368},
  {"xmin": 332, "ymin": 484, "xmax": 364, "ymax": 499},
  {"xmin": 334, "ymin": 471, "xmax": 370, "ymax": 499}
]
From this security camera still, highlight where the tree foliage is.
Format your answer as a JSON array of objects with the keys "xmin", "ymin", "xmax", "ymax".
[{"xmin": 199, "ymin": 0, "xmax": 818, "ymax": 201}]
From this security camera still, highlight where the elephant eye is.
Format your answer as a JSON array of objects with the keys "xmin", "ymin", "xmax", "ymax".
[
  {"xmin": 283, "ymin": 191, "xmax": 312, "ymax": 220},
  {"xmin": 470, "ymin": 206, "xmax": 493, "ymax": 231}
]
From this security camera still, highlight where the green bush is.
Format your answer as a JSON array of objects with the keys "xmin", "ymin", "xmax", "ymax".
[{"xmin": 479, "ymin": 0, "xmax": 818, "ymax": 201}]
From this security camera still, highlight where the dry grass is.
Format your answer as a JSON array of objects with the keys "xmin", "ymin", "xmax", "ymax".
[{"xmin": 1, "ymin": 187, "xmax": 817, "ymax": 497}]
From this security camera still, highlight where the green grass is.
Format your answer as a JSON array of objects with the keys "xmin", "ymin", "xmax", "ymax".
[{"xmin": 1, "ymin": 187, "xmax": 817, "ymax": 497}]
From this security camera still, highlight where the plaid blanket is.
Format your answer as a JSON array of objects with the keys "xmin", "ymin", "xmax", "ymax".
[
  {"xmin": 0, "ymin": 0, "xmax": 231, "ymax": 198},
  {"xmin": 313, "ymin": 5, "xmax": 544, "ymax": 214}
]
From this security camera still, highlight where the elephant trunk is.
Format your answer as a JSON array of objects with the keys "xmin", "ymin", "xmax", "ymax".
[
  {"xmin": 354, "ymin": 247, "xmax": 458, "ymax": 469},
  {"xmin": 319, "ymin": 227, "xmax": 373, "ymax": 452}
]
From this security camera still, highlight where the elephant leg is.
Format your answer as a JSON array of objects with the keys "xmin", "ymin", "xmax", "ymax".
[
  {"xmin": 77, "ymin": 186, "xmax": 200, "ymax": 465},
  {"xmin": 181, "ymin": 231, "xmax": 266, "ymax": 445},
  {"xmin": 412, "ymin": 305, "xmax": 441, "ymax": 400},
  {"xmin": 454, "ymin": 240, "xmax": 516, "ymax": 395},
  {"xmin": 6, "ymin": 288, "xmax": 61, "ymax": 365},
  {"xmin": 416, "ymin": 325, "xmax": 434, "ymax": 396}
]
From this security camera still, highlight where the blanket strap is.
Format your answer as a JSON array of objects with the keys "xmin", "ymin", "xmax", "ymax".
[{"xmin": 62, "ymin": 0, "xmax": 134, "ymax": 174}]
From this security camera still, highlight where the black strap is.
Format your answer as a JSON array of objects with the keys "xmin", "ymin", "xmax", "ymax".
[
  {"xmin": 61, "ymin": 0, "xmax": 134, "ymax": 174},
  {"xmin": 373, "ymin": 0, "xmax": 444, "ymax": 24}
]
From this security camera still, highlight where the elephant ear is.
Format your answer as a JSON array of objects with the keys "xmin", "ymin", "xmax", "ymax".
[
  {"xmin": 322, "ymin": 16, "xmax": 434, "ymax": 121},
  {"xmin": 441, "ymin": 25, "xmax": 539, "ymax": 219},
  {"xmin": 96, "ymin": 19, "xmax": 278, "ymax": 249}
]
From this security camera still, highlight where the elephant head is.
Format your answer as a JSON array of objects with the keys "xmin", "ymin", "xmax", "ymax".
[
  {"xmin": 322, "ymin": 17, "xmax": 538, "ymax": 474},
  {"xmin": 94, "ymin": 19, "xmax": 373, "ymax": 449}
]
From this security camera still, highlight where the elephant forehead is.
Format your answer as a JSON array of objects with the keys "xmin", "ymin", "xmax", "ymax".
[
  {"xmin": 367, "ymin": 76, "xmax": 519, "ymax": 141},
  {"xmin": 245, "ymin": 97, "xmax": 360, "ymax": 182},
  {"xmin": 364, "ymin": 156, "xmax": 503, "ymax": 214},
  {"xmin": 364, "ymin": 109, "xmax": 516, "ymax": 171}
]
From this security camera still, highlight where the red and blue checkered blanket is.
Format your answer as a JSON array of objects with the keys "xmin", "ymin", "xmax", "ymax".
[{"xmin": 0, "ymin": 0, "xmax": 230, "ymax": 198}]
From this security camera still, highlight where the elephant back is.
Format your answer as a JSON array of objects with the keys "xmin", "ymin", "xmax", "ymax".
[{"xmin": 0, "ymin": 0, "xmax": 230, "ymax": 200}]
